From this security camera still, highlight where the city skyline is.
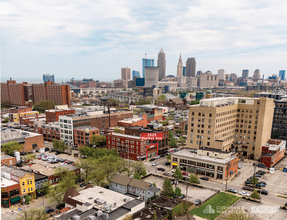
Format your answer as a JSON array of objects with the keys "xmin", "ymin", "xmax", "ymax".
[{"xmin": 1, "ymin": 0, "xmax": 286, "ymax": 81}]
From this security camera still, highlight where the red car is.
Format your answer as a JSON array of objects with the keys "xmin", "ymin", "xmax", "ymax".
[{"xmin": 182, "ymin": 172, "xmax": 188, "ymax": 176}]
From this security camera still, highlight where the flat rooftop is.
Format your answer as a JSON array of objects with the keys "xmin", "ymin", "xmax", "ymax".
[
  {"xmin": 21, "ymin": 163, "xmax": 78, "ymax": 176},
  {"xmin": 74, "ymin": 126, "xmax": 98, "ymax": 131},
  {"xmin": 1, "ymin": 153, "xmax": 14, "ymax": 160},
  {"xmin": 1, "ymin": 129, "xmax": 42, "ymax": 143},
  {"xmin": 2, "ymin": 165, "xmax": 31, "ymax": 177},
  {"xmin": 108, "ymin": 132, "xmax": 142, "ymax": 140},
  {"xmin": 71, "ymin": 186, "xmax": 135, "ymax": 213},
  {"xmin": 1, "ymin": 177, "xmax": 19, "ymax": 188},
  {"xmin": 173, "ymin": 149, "xmax": 237, "ymax": 165},
  {"xmin": 118, "ymin": 118, "xmax": 143, "ymax": 124}
]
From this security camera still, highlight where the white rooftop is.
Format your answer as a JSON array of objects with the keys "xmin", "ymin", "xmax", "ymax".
[
  {"xmin": 118, "ymin": 118, "xmax": 142, "ymax": 124},
  {"xmin": 109, "ymin": 133, "xmax": 142, "ymax": 140},
  {"xmin": 1, "ymin": 177, "xmax": 18, "ymax": 188}
]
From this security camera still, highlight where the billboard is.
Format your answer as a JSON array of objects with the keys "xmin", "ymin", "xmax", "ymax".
[{"xmin": 141, "ymin": 133, "xmax": 163, "ymax": 140}]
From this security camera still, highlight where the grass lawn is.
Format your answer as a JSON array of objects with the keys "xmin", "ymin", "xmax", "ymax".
[{"xmin": 190, "ymin": 192, "xmax": 241, "ymax": 220}]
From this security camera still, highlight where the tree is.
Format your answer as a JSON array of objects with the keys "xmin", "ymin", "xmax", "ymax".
[
  {"xmin": 179, "ymin": 136, "xmax": 186, "ymax": 145},
  {"xmin": 75, "ymin": 158, "xmax": 97, "ymax": 182},
  {"xmin": 38, "ymin": 181, "xmax": 51, "ymax": 195},
  {"xmin": 169, "ymin": 130, "xmax": 173, "ymax": 140},
  {"xmin": 131, "ymin": 161, "xmax": 146, "ymax": 176},
  {"xmin": 170, "ymin": 138, "xmax": 177, "ymax": 148},
  {"xmin": 152, "ymin": 183, "xmax": 157, "ymax": 187},
  {"xmin": 33, "ymin": 100, "xmax": 55, "ymax": 112},
  {"xmin": 3, "ymin": 117, "xmax": 9, "ymax": 123},
  {"xmin": 122, "ymin": 214, "xmax": 133, "ymax": 220},
  {"xmin": 250, "ymin": 190, "xmax": 260, "ymax": 200},
  {"xmin": 175, "ymin": 129, "xmax": 182, "ymax": 134},
  {"xmin": 114, "ymin": 127, "xmax": 120, "ymax": 133},
  {"xmin": 167, "ymin": 154, "xmax": 171, "ymax": 160},
  {"xmin": 24, "ymin": 195, "xmax": 31, "ymax": 205},
  {"xmin": 90, "ymin": 134, "xmax": 106, "ymax": 147},
  {"xmin": 26, "ymin": 154, "xmax": 36, "ymax": 164},
  {"xmin": 16, "ymin": 208, "xmax": 48, "ymax": 220},
  {"xmin": 79, "ymin": 145, "xmax": 96, "ymax": 157},
  {"xmin": 174, "ymin": 187, "xmax": 182, "ymax": 197},
  {"xmin": 2, "ymin": 141, "xmax": 23, "ymax": 156},
  {"xmin": 98, "ymin": 155, "xmax": 120, "ymax": 182},
  {"xmin": 190, "ymin": 100, "xmax": 199, "ymax": 105},
  {"xmin": 52, "ymin": 139, "xmax": 68, "ymax": 152},
  {"xmin": 189, "ymin": 174, "xmax": 199, "ymax": 184},
  {"xmin": 220, "ymin": 208, "xmax": 260, "ymax": 220},
  {"xmin": 133, "ymin": 172, "xmax": 141, "ymax": 180},
  {"xmin": 250, "ymin": 175, "xmax": 259, "ymax": 188},
  {"xmin": 162, "ymin": 178, "xmax": 174, "ymax": 197},
  {"xmin": 174, "ymin": 167, "xmax": 183, "ymax": 180},
  {"xmin": 156, "ymin": 95, "xmax": 166, "ymax": 103}
]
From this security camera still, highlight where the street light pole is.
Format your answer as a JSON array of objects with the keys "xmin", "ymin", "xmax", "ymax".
[{"xmin": 38, "ymin": 192, "xmax": 44, "ymax": 212}]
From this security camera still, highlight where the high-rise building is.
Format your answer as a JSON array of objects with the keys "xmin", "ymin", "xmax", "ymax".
[
  {"xmin": 218, "ymin": 69, "xmax": 226, "ymax": 80},
  {"xmin": 157, "ymin": 48, "xmax": 166, "ymax": 81},
  {"xmin": 43, "ymin": 74, "xmax": 55, "ymax": 82},
  {"xmin": 121, "ymin": 68, "xmax": 131, "ymax": 81},
  {"xmin": 132, "ymin": 70, "xmax": 140, "ymax": 78},
  {"xmin": 242, "ymin": 70, "xmax": 249, "ymax": 78},
  {"xmin": 272, "ymin": 98, "xmax": 287, "ymax": 141},
  {"xmin": 145, "ymin": 67, "xmax": 159, "ymax": 88},
  {"xmin": 142, "ymin": 58, "xmax": 154, "ymax": 78},
  {"xmin": 186, "ymin": 58, "xmax": 196, "ymax": 77},
  {"xmin": 187, "ymin": 97, "xmax": 274, "ymax": 160},
  {"xmin": 177, "ymin": 54, "xmax": 183, "ymax": 78},
  {"xmin": 279, "ymin": 70, "xmax": 286, "ymax": 80},
  {"xmin": 252, "ymin": 69, "xmax": 261, "ymax": 82},
  {"xmin": 183, "ymin": 67, "xmax": 186, "ymax": 76}
]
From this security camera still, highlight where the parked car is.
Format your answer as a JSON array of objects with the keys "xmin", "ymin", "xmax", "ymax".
[
  {"xmin": 56, "ymin": 203, "xmax": 65, "ymax": 209},
  {"xmin": 242, "ymin": 186, "xmax": 253, "ymax": 191},
  {"xmin": 259, "ymin": 181, "xmax": 266, "ymax": 185},
  {"xmin": 157, "ymin": 167, "xmax": 165, "ymax": 171},
  {"xmin": 178, "ymin": 194, "xmax": 186, "ymax": 199},
  {"xmin": 150, "ymin": 158, "xmax": 156, "ymax": 162},
  {"xmin": 253, "ymin": 163, "xmax": 258, "ymax": 166},
  {"xmin": 42, "ymin": 157, "xmax": 48, "ymax": 161},
  {"xmin": 16, "ymin": 163, "xmax": 23, "ymax": 167},
  {"xmin": 156, "ymin": 156, "xmax": 161, "ymax": 159},
  {"xmin": 67, "ymin": 161, "xmax": 74, "ymax": 164},
  {"xmin": 228, "ymin": 188, "xmax": 237, "ymax": 193},
  {"xmin": 245, "ymin": 181, "xmax": 251, "ymax": 185},
  {"xmin": 171, "ymin": 179, "xmax": 178, "ymax": 185},
  {"xmin": 163, "ymin": 173, "xmax": 171, "ymax": 177},
  {"xmin": 165, "ymin": 162, "xmax": 171, "ymax": 166},
  {"xmin": 152, "ymin": 162, "xmax": 158, "ymax": 166},
  {"xmin": 171, "ymin": 170, "xmax": 175, "ymax": 173},
  {"xmin": 257, "ymin": 190, "xmax": 268, "ymax": 195},
  {"xmin": 239, "ymin": 191, "xmax": 250, "ymax": 196},
  {"xmin": 45, "ymin": 209, "xmax": 54, "ymax": 214},
  {"xmin": 80, "ymin": 183, "xmax": 86, "ymax": 187},
  {"xmin": 194, "ymin": 199, "xmax": 202, "ymax": 205},
  {"xmin": 258, "ymin": 164, "xmax": 266, "ymax": 168},
  {"xmin": 255, "ymin": 174, "xmax": 262, "ymax": 177},
  {"xmin": 200, "ymin": 177, "xmax": 209, "ymax": 181},
  {"xmin": 182, "ymin": 177, "xmax": 189, "ymax": 181},
  {"xmin": 256, "ymin": 183, "xmax": 265, "ymax": 187},
  {"xmin": 182, "ymin": 172, "xmax": 188, "ymax": 176},
  {"xmin": 160, "ymin": 155, "xmax": 165, "ymax": 158},
  {"xmin": 285, "ymin": 202, "xmax": 287, "ymax": 206}
]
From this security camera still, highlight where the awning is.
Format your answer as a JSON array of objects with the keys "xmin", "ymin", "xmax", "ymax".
[
  {"xmin": 2, "ymin": 200, "xmax": 9, "ymax": 204},
  {"xmin": 10, "ymin": 196, "xmax": 21, "ymax": 203},
  {"xmin": 172, "ymin": 163, "xmax": 178, "ymax": 166}
]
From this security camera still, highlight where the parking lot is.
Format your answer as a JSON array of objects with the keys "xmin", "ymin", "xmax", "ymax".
[{"xmin": 143, "ymin": 175, "xmax": 216, "ymax": 204}]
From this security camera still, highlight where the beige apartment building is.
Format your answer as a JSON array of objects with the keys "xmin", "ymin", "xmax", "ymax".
[{"xmin": 187, "ymin": 97, "xmax": 274, "ymax": 160}]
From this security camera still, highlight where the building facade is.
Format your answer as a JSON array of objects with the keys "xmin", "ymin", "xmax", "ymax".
[
  {"xmin": 45, "ymin": 109, "xmax": 75, "ymax": 123},
  {"xmin": 73, "ymin": 126, "xmax": 99, "ymax": 147},
  {"xmin": 59, "ymin": 116, "xmax": 74, "ymax": 146},
  {"xmin": 145, "ymin": 67, "xmax": 159, "ymax": 88},
  {"xmin": 157, "ymin": 49, "xmax": 166, "ymax": 81},
  {"xmin": 261, "ymin": 139, "xmax": 286, "ymax": 168},
  {"xmin": 187, "ymin": 97, "xmax": 274, "ymax": 160},
  {"xmin": 242, "ymin": 70, "xmax": 249, "ymax": 79},
  {"xmin": 186, "ymin": 58, "xmax": 196, "ymax": 77},
  {"xmin": 218, "ymin": 69, "xmax": 226, "ymax": 81},
  {"xmin": 132, "ymin": 70, "xmax": 140, "ymax": 78},
  {"xmin": 121, "ymin": 68, "xmax": 131, "ymax": 81},
  {"xmin": 279, "ymin": 70, "xmax": 286, "ymax": 80},
  {"xmin": 253, "ymin": 69, "xmax": 261, "ymax": 82},
  {"xmin": 197, "ymin": 74, "xmax": 219, "ymax": 89},
  {"xmin": 272, "ymin": 98, "xmax": 287, "ymax": 141},
  {"xmin": 1, "ymin": 178, "xmax": 21, "ymax": 208},
  {"xmin": 34, "ymin": 122, "xmax": 60, "ymax": 142},
  {"xmin": 43, "ymin": 74, "xmax": 55, "ymax": 82},
  {"xmin": 142, "ymin": 58, "xmax": 154, "ymax": 78}
]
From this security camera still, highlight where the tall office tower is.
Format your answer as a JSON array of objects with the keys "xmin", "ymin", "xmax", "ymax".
[
  {"xmin": 186, "ymin": 58, "xmax": 196, "ymax": 77},
  {"xmin": 252, "ymin": 69, "xmax": 261, "ymax": 82},
  {"xmin": 145, "ymin": 67, "xmax": 159, "ymax": 88},
  {"xmin": 157, "ymin": 48, "xmax": 166, "ymax": 81},
  {"xmin": 1, "ymin": 78, "xmax": 25, "ymax": 106},
  {"xmin": 187, "ymin": 97, "xmax": 274, "ymax": 159},
  {"xmin": 242, "ymin": 70, "xmax": 249, "ymax": 78},
  {"xmin": 218, "ymin": 69, "xmax": 226, "ymax": 80},
  {"xmin": 279, "ymin": 70, "xmax": 286, "ymax": 80},
  {"xmin": 43, "ymin": 74, "xmax": 55, "ymax": 82},
  {"xmin": 132, "ymin": 70, "xmax": 140, "ymax": 78},
  {"xmin": 121, "ymin": 68, "xmax": 131, "ymax": 81},
  {"xmin": 142, "ymin": 58, "xmax": 154, "ymax": 78},
  {"xmin": 183, "ymin": 67, "xmax": 186, "ymax": 76},
  {"xmin": 177, "ymin": 54, "xmax": 183, "ymax": 78}
]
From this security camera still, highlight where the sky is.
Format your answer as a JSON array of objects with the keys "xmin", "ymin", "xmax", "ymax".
[{"xmin": 1, "ymin": 0, "xmax": 287, "ymax": 82}]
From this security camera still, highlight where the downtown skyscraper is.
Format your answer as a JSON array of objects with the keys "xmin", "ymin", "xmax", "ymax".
[
  {"xmin": 142, "ymin": 58, "xmax": 154, "ymax": 78},
  {"xmin": 157, "ymin": 48, "xmax": 166, "ymax": 81},
  {"xmin": 185, "ymin": 58, "xmax": 196, "ymax": 77}
]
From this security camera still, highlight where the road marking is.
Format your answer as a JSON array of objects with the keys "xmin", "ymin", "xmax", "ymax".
[
  {"xmin": 265, "ymin": 213, "xmax": 272, "ymax": 220},
  {"xmin": 3, "ymin": 214, "xmax": 14, "ymax": 219}
]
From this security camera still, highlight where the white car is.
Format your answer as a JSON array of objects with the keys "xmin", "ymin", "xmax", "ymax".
[
  {"xmin": 156, "ymin": 156, "xmax": 161, "ymax": 159},
  {"xmin": 239, "ymin": 191, "xmax": 250, "ymax": 196},
  {"xmin": 172, "ymin": 170, "xmax": 175, "ymax": 173},
  {"xmin": 151, "ymin": 162, "xmax": 158, "ymax": 166}
]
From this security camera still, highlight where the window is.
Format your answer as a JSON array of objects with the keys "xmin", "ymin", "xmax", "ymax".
[
  {"xmin": 22, "ymin": 182, "xmax": 25, "ymax": 186},
  {"xmin": 30, "ymin": 181, "xmax": 32, "ymax": 185},
  {"xmin": 23, "ymin": 189, "xmax": 26, "ymax": 193},
  {"xmin": 209, "ymin": 114, "xmax": 212, "ymax": 117},
  {"xmin": 27, "ymin": 181, "xmax": 29, "ymax": 185},
  {"xmin": 32, "ymin": 143, "xmax": 37, "ymax": 149},
  {"xmin": 208, "ymin": 131, "xmax": 211, "ymax": 134},
  {"xmin": 199, "ymin": 113, "xmax": 201, "ymax": 116},
  {"xmin": 190, "ymin": 140, "xmax": 193, "ymax": 143},
  {"xmin": 190, "ymin": 134, "xmax": 193, "ymax": 138},
  {"xmin": 31, "ymin": 187, "xmax": 33, "ymax": 191},
  {"xmin": 207, "ymin": 142, "xmax": 210, "ymax": 146},
  {"xmin": 209, "ymin": 119, "xmax": 211, "ymax": 123}
]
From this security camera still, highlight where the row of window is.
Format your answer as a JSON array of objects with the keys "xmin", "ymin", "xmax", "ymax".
[
  {"xmin": 22, "ymin": 180, "xmax": 33, "ymax": 186},
  {"xmin": 191, "ymin": 112, "xmax": 213, "ymax": 117},
  {"xmin": 23, "ymin": 187, "xmax": 33, "ymax": 193}
]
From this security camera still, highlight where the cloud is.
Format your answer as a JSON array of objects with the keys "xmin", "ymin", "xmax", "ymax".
[{"xmin": 1, "ymin": 0, "xmax": 286, "ymax": 81}]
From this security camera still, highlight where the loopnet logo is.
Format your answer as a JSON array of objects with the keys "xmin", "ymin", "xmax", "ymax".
[{"xmin": 251, "ymin": 206, "xmax": 280, "ymax": 214}]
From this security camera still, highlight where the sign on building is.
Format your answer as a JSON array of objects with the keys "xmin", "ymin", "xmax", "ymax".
[{"xmin": 141, "ymin": 133, "xmax": 163, "ymax": 140}]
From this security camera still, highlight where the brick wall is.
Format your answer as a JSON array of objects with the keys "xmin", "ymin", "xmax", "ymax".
[
  {"xmin": 1, "ymin": 157, "xmax": 17, "ymax": 166},
  {"xmin": 24, "ymin": 134, "xmax": 44, "ymax": 152}
]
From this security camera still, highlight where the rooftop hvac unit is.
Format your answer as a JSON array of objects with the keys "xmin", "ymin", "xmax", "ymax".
[
  {"xmin": 124, "ymin": 197, "xmax": 130, "ymax": 202},
  {"xmin": 103, "ymin": 213, "xmax": 109, "ymax": 220},
  {"xmin": 72, "ymin": 215, "xmax": 80, "ymax": 220},
  {"xmin": 104, "ymin": 204, "xmax": 112, "ymax": 211},
  {"xmin": 88, "ymin": 215, "xmax": 96, "ymax": 220},
  {"xmin": 96, "ymin": 210, "xmax": 103, "ymax": 217}
]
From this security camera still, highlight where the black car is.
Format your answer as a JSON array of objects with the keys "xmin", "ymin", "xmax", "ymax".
[
  {"xmin": 165, "ymin": 161, "xmax": 171, "ymax": 165},
  {"xmin": 254, "ymin": 174, "xmax": 262, "ymax": 177},
  {"xmin": 182, "ymin": 177, "xmax": 189, "ymax": 181},
  {"xmin": 149, "ymin": 158, "xmax": 156, "ymax": 162},
  {"xmin": 56, "ymin": 203, "xmax": 65, "ymax": 209},
  {"xmin": 242, "ymin": 186, "xmax": 253, "ymax": 191},
  {"xmin": 80, "ymin": 183, "xmax": 86, "ymax": 187},
  {"xmin": 16, "ymin": 163, "xmax": 23, "ymax": 167},
  {"xmin": 55, "ymin": 152, "xmax": 60, "ymax": 155},
  {"xmin": 259, "ymin": 181, "xmax": 267, "ymax": 185},
  {"xmin": 245, "ymin": 181, "xmax": 251, "ymax": 184},
  {"xmin": 253, "ymin": 163, "xmax": 258, "ymax": 166},
  {"xmin": 46, "ymin": 209, "xmax": 54, "ymax": 214},
  {"xmin": 194, "ymin": 199, "xmax": 202, "ymax": 205},
  {"xmin": 257, "ymin": 190, "xmax": 268, "ymax": 195},
  {"xmin": 200, "ymin": 177, "xmax": 209, "ymax": 181},
  {"xmin": 285, "ymin": 202, "xmax": 287, "ymax": 207},
  {"xmin": 67, "ymin": 161, "xmax": 74, "ymax": 164},
  {"xmin": 45, "ymin": 147, "xmax": 49, "ymax": 152},
  {"xmin": 160, "ymin": 155, "xmax": 165, "ymax": 158}
]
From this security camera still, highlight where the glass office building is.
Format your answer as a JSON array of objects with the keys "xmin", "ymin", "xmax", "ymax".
[{"xmin": 142, "ymin": 58, "xmax": 154, "ymax": 78}]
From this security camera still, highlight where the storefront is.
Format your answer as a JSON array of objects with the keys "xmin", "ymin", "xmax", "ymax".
[{"xmin": 1, "ymin": 178, "xmax": 21, "ymax": 208}]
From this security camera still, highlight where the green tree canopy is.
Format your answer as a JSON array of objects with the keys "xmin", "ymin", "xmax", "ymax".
[
  {"xmin": 1, "ymin": 100, "xmax": 11, "ymax": 109},
  {"xmin": 52, "ymin": 139, "xmax": 68, "ymax": 152},
  {"xmin": 167, "ymin": 154, "xmax": 171, "ymax": 160},
  {"xmin": 2, "ymin": 141, "xmax": 23, "ymax": 156},
  {"xmin": 26, "ymin": 154, "xmax": 36, "ymax": 164},
  {"xmin": 189, "ymin": 174, "xmax": 199, "ymax": 184},
  {"xmin": 169, "ymin": 130, "xmax": 173, "ymax": 140},
  {"xmin": 162, "ymin": 178, "xmax": 174, "ymax": 197},
  {"xmin": 33, "ymin": 100, "xmax": 55, "ymax": 112},
  {"xmin": 175, "ymin": 129, "xmax": 182, "ymax": 134},
  {"xmin": 174, "ymin": 167, "xmax": 183, "ymax": 180},
  {"xmin": 16, "ymin": 208, "xmax": 48, "ymax": 220},
  {"xmin": 79, "ymin": 145, "xmax": 96, "ymax": 157},
  {"xmin": 91, "ymin": 134, "xmax": 106, "ymax": 147},
  {"xmin": 133, "ymin": 172, "xmax": 141, "ymax": 180},
  {"xmin": 170, "ymin": 138, "xmax": 177, "ymax": 147},
  {"xmin": 250, "ymin": 190, "xmax": 260, "ymax": 200},
  {"xmin": 38, "ymin": 181, "xmax": 51, "ymax": 196},
  {"xmin": 250, "ymin": 175, "xmax": 259, "ymax": 186},
  {"xmin": 174, "ymin": 187, "xmax": 182, "ymax": 197},
  {"xmin": 190, "ymin": 100, "xmax": 200, "ymax": 105},
  {"xmin": 156, "ymin": 95, "xmax": 166, "ymax": 103}
]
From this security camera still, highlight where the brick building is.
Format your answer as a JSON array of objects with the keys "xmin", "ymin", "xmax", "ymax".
[
  {"xmin": 118, "ymin": 117, "xmax": 147, "ymax": 128},
  {"xmin": 1, "ymin": 178, "xmax": 21, "ymax": 208},
  {"xmin": 1, "ymin": 130, "xmax": 44, "ymax": 152},
  {"xmin": 261, "ymin": 139, "xmax": 286, "ymax": 168},
  {"xmin": 46, "ymin": 109, "xmax": 75, "ymax": 123},
  {"xmin": 1, "ymin": 78, "xmax": 25, "ymax": 106},
  {"xmin": 125, "ymin": 126, "xmax": 170, "ymax": 155},
  {"xmin": 9, "ymin": 106, "xmax": 32, "ymax": 114},
  {"xmin": 171, "ymin": 148, "xmax": 239, "ymax": 181},
  {"xmin": 106, "ymin": 133, "xmax": 158, "ymax": 161},
  {"xmin": 1, "ymin": 153, "xmax": 17, "ymax": 166},
  {"xmin": 174, "ymin": 119, "xmax": 188, "ymax": 135},
  {"xmin": 73, "ymin": 126, "xmax": 99, "ymax": 147},
  {"xmin": 34, "ymin": 122, "xmax": 60, "ymax": 142}
]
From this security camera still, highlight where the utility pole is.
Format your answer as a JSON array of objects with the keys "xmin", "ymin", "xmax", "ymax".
[{"xmin": 225, "ymin": 163, "xmax": 231, "ymax": 191}]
